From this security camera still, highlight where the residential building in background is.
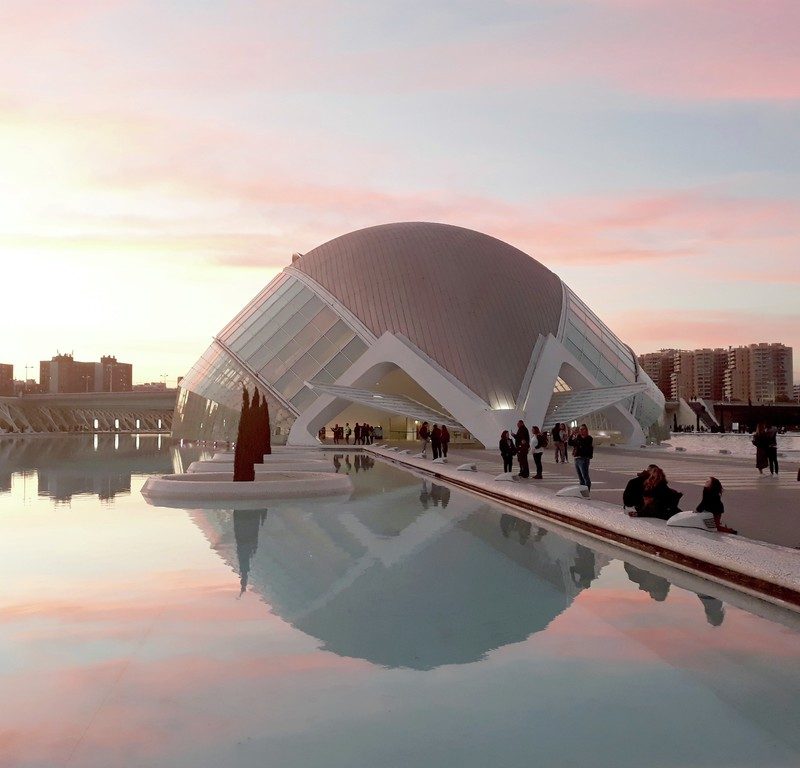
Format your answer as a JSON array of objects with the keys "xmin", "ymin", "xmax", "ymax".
[
  {"xmin": 639, "ymin": 343, "xmax": 793, "ymax": 403},
  {"xmin": 0, "ymin": 364, "xmax": 13, "ymax": 396},
  {"xmin": 794, "ymin": 384, "xmax": 800, "ymax": 402},
  {"xmin": 39, "ymin": 353, "xmax": 132, "ymax": 394}
]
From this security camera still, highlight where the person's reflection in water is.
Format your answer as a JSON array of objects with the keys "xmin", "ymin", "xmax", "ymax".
[
  {"xmin": 499, "ymin": 513, "xmax": 532, "ymax": 544},
  {"xmin": 419, "ymin": 480, "xmax": 430, "ymax": 509},
  {"xmin": 698, "ymin": 594, "xmax": 725, "ymax": 626},
  {"xmin": 333, "ymin": 454, "xmax": 342, "ymax": 473},
  {"xmin": 344, "ymin": 454, "xmax": 352, "ymax": 473},
  {"xmin": 353, "ymin": 454, "xmax": 360, "ymax": 472},
  {"xmin": 569, "ymin": 545, "xmax": 596, "ymax": 588},
  {"xmin": 233, "ymin": 509, "xmax": 268, "ymax": 596},
  {"xmin": 624, "ymin": 562, "xmax": 671, "ymax": 602}
]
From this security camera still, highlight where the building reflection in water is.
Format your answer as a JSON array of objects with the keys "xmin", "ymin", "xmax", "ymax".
[
  {"xmin": 0, "ymin": 434, "xmax": 176, "ymax": 502},
  {"xmin": 188, "ymin": 474, "xmax": 610, "ymax": 671}
]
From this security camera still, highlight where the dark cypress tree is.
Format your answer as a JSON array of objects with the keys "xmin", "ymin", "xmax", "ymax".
[
  {"xmin": 262, "ymin": 396, "xmax": 271, "ymax": 455},
  {"xmin": 251, "ymin": 389, "xmax": 263, "ymax": 463},
  {"xmin": 233, "ymin": 386, "xmax": 255, "ymax": 482}
]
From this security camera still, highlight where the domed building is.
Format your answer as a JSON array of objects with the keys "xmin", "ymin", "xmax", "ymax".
[{"xmin": 172, "ymin": 222, "xmax": 664, "ymax": 446}]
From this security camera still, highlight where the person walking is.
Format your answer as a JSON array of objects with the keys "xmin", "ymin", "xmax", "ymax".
[
  {"xmin": 531, "ymin": 426, "xmax": 544, "ymax": 479},
  {"xmin": 333, "ymin": 424, "xmax": 340, "ymax": 445},
  {"xmin": 499, "ymin": 430, "xmax": 515, "ymax": 473},
  {"xmin": 514, "ymin": 420, "xmax": 530, "ymax": 478},
  {"xmin": 752, "ymin": 423, "xmax": 770, "ymax": 475},
  {"xmin": 418, "ymin": 421, "xmax": 430, "ymax": 458},
  {"xmin": 431, "ymin": 424, "xmax": 442, "ymax": 460},
  {"xmin": 440, "ymin": 425, "xmax": 450, "ymax": 458},
  {"xmin": 570, "ymin": 423, "xmax": 593, "ymax": 493}
]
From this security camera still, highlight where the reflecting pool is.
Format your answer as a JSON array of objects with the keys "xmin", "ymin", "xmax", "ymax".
[{"xmin": 1, "ymin": 436, "xmax": 799, "ymax": 767}]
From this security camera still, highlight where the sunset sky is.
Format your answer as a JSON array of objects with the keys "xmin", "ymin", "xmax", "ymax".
[{"xmin": 2, "ymin": 0, "xmax": 798, "ymax": 384}]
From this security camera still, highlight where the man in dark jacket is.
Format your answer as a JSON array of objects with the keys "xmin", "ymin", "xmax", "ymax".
[
  {"xmin": 570, "ymin": 424, "xmax": 593, "ymax": 492},
  {"xmin": 513, "ymin": 420, "xmax": 530, "ymax": 478}
]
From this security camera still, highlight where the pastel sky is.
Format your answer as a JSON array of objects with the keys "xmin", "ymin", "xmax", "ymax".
[{"xmin": 2, "ymin": 0, "xmax": 798, "ymax": 384}]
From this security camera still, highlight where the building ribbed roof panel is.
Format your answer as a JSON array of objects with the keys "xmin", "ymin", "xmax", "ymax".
[{"xmin": 294, "ymin": 222, "xmax": 563, "ymax": 408}]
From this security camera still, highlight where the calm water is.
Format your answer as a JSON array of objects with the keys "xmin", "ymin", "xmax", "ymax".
[{"xmin": 1, "ymin": 435, "xmax": 799, "ymax": 768}]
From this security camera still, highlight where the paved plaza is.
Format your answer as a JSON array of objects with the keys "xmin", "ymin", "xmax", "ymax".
[{"xmin": 361, "ymin": 443, "xmax": 800, "ymax": 550}]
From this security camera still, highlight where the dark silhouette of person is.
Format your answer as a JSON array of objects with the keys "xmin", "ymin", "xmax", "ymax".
[
  {"xmin": 697, "ymin": 594, "xmax": 725, "ymax": 626},
  {"xmin": 513, "ymin": 420, "xmax": 530, "ymax": 478},
  {"xmin": 624, "ymin": 562, "xmax": 671, "ymax": 602},
  {"xmin": 419, "ymin": 480, "xmax": 431, "ymax": 509},
  {"xmin": 569, "ymin": 545, "xmax": 596, "ymax": 588},
  {"xmin": 233, "ymin": 509, "xmax": 268, "ymax": 595}
]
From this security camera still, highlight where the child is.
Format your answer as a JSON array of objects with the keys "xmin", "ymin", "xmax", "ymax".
[{"xmin": 696, "ymin": 477, "xmax": 737, "ymax": 534}]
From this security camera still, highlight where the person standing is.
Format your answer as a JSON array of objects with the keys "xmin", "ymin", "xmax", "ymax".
[
  {"xmin": 767, "ymin": 425, "xmax": 779, "ymax": 476},
  {"xmin": 552, "ymin": 422, "xmax": 563, "ymax": 463},
  {"xmin": 431, "ymin": 424, "xmax": 442, "ymax": 459},
  {"xmin": 418, "ymin": 421, "xmax": 430, "ymax": 458},
  {"xmin": 570, "ymin": 423, "xmax": 593, "ymax": 492},
  {"xmin": 514, "ymin": 420, "xmax": 530, "ymax": 478},
  {"xmin": 499, "ymin": 430, "xmax": 515, "ymax": 473},
  {"xmin": 440, "ymin": 424, "xmax": 450, "ymax": 458},
  {"xmin": 531, "ymin": 426, "xmax": 544, "ymax": 479},
  {"xmin": 752, "ymin": 423, "xmax": 770, "ymax": 475},
  {"xmin": 354, "ymin": 423, "xmax": 362, "ymax": 445},
  {"xmin": 560, "ymin": 424, "xmax": 569, "ymax": 463},
  {"xmin": 345, "ymin": 423, "xmax": 352, "ymax": 444},
  {"xmin": 333, "ymin": 423, "xmax": 341, "ymax": 445}
]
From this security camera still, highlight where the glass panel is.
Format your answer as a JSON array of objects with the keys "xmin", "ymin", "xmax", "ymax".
[
  {"xmin": 325, "ymin": 320, "xmax": 354, "ymax": 348},
  {"xmin": 290, "ymin": 353, "xmax": 322, "ymax": 381},
  {"xmin": 309, "ymin": 306, "xmax": 338, "ymax": 335},
  {"xmin": 306, "ymin": 335, "xmax": 336, "ymax": 367},
  {"xmin": 290, "ymin": 386, "xmax": 317, "ymax": 411},
  {"xmin": 341, "ymin": 337, "xmax": 367, "ymax": 363},
  {"xmin": 324, "ymin": 351, "xmax": 353, "ymax": 380},
  {"xmin": 274, "ymin": 370, "xmax": 303, "ymax": 399}
]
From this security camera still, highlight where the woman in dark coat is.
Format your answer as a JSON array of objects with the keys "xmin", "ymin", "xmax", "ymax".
[
  {"xmin": 752, "ymin": 423, "xmax": 770, "ymax": 474},
  {"xmin": 499, "ymin": 430, "xmax": 515, "ymax": 473},
  {"xmin": 628, "ymin": 465, "xmax": 682, "ymax": 520}
]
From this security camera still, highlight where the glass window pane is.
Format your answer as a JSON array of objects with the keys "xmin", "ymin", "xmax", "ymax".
[
  {"xmin": 341, "ymin": 337, "xmax": 367, "ymax": 363},
  {"xmin": 325, "ymin": 320, "xmax": 353, "ymax": 348},
  {"xmin": 290, "ymin": 353, "xmax": 322, "ymax": 381},
  {"xmin": 290, "ymin": 386, "xmax": 317, "ymax": 411},
  {"xmin": 324, "ymin": 351, "xmax": 352, "ymax": 379}
]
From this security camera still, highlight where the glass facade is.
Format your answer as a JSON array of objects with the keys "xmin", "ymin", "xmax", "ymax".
[
  {"xmin": 559, "ymin": 288, "xmax": 664, "ymax": 430},
  {"xmin": 174, "ymin": 274, "xmax": 368, "ymax": 441}
]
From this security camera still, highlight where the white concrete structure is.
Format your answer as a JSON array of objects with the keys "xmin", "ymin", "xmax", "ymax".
[{"xmin": 174, "ymin": 223, "xmax": 664, "ymax": 446}]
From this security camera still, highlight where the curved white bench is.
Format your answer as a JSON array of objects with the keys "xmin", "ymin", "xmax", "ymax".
[
  {"xmin": 141, "ymin": 471, "xmax": 352, "ymax": 502},
  {"xmin": 187, "ymin": 459, "xmax": 334, "ymax": 474}
]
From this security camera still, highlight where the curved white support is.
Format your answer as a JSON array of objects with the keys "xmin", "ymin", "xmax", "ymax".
[
  {"xmin": 494, "ymin": 472, "xmax": 517, "ymax": 482},
  {"xmin": 457, "ymin": 463, "xmax": 477, "ymax": 472}
]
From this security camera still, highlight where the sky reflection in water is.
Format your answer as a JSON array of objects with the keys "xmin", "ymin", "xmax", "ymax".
[{"xmin": 1, "ymin": 436, "xmax": 799, "ymax": 768}]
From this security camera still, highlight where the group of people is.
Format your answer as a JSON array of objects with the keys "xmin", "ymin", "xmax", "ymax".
[
  {"xmin": 499, "ymin": 421, "xmax": 594, "ymax": 491},
  {"xmin": 329, "ymin": 422, "xmax": 380, "ymax": 445},
  {"xmin": 752, "ymin": 422, "xmax": 780, "ymax": 476},
  {"xmin": 416, "ymin": 421, "xmax": 451, "ymax": 459},
  {"xmin": 623, "ymin": 464, "xmax": 736, "ymax": 533}
]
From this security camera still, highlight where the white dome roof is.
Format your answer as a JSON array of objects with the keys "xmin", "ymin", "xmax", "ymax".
[{"xmin": 295, "ymin": 222, "xmax": 563, "ymax": 408}]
